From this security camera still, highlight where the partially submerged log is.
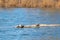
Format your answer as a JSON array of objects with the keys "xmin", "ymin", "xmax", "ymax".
[
  {"xmin": 16, "ymin": 24, "xmax": 40, "ymax": 28},
  {"xmin": 16, "ymin": 24, "xmax": 60, "ymax": 28}
]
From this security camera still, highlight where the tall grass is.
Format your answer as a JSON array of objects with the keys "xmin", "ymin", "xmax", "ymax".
[{"xmin": 0, "ymin": 0, "xmax": 60, "ymax": 8}]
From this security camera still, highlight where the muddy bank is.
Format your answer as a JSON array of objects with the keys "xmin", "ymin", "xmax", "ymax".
[{"xmin": 0, "ymin": 0, "xmax": 60, "ymax": 8}]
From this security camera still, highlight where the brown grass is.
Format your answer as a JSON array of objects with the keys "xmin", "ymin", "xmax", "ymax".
[{"xmin": 0, "ymin": 0, "xmax": 60, "ymax": 8}]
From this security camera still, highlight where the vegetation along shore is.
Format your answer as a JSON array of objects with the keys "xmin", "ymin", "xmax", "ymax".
[{"xmin": 0, "ymin": 0, "xmax": 60, "ymax": 8}]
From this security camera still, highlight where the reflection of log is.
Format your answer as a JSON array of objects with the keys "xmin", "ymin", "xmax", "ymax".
[
  {"xmin": 16, "ymin": 24, "xmax": 60, "ymax": 28},
  {"xmin": 0, "ymin": 0, "xmax": 60, "ymax": 8}
]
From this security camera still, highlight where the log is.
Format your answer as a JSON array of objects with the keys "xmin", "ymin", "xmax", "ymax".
[{"xmin": 16, "ymin": 24, "xmax": 60, "ymax": 28}]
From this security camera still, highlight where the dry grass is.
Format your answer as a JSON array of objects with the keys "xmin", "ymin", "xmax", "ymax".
[{"xmin": 0, "ymin": 0, "xmax": 60, "ymax": 8}]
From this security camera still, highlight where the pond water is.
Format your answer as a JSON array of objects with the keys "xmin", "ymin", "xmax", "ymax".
[
  {"xmin": 0, "ymin": 8, "xmax": 60, "ymax": 27},
  {"xmin": 0, "ymin": 27, "xmax": 60, "ymax": 40},
  {"xmin": 0, "ymin": 8, "xmax": 60, "ymax": 40}
]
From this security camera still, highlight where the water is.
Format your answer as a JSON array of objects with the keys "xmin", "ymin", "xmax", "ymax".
[
  {"xmin": 0, "ymin": 8, "xmax": 60, "ymax": 40},
  {"xmin": 0, "ymin": 27, "xmax": 60, "ymax": 40}
]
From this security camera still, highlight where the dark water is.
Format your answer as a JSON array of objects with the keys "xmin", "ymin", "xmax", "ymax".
[{"xmin": 0, "ymin": 8, "xmax": 60, "ymax": 40}]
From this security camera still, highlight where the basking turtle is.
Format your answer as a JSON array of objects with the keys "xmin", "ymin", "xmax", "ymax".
[
  {"xmin": 16, "ymin": 25, "xmax": 20, "ymax": 28},
  {"xmin": 21, "ymin": 25, "xmax": 24, "ymax": 28},
  {"xmin": 36, "ymin": 24, "xmax": 40, "ymax": 28}
]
